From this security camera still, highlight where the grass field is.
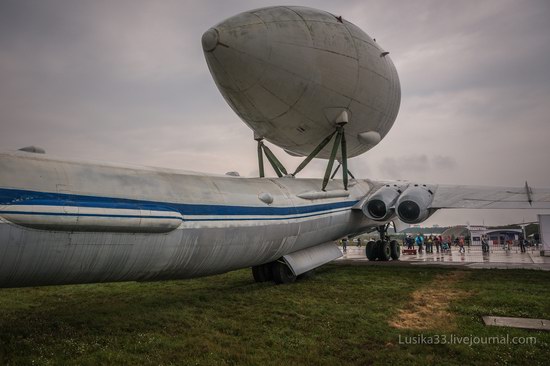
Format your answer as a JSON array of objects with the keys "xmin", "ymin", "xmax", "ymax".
[{"xmin": 0, "ymin": 264, "xmax": 549, "ymax": 365}]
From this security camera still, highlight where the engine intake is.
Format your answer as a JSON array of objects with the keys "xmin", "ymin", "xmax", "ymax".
[
  {"xmin": 362, "ymin": 185, "xmax": 406, "ymax": 221},
  {"xmin": 395, "ymin": 185, "xmax": 435, "ymax": 224}
]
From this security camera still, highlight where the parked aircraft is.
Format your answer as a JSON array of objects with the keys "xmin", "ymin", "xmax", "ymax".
[{"xmin": 1, "ymin": 6, "xmax": 549, "ymax": 288}]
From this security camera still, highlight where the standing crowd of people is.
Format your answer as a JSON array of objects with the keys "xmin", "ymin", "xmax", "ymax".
[
  {"xmin": 405, "ymin": 234, "xmax": 456, "ymax": 254},
  {"xmin": 342, "ymin": 232, "xmax": 536, "ymax": 255}
]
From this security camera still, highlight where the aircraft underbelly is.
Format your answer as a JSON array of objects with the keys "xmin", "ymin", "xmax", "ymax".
[{"xmin": 0, "ymin": 210, "xmax": 358, "ymax": 288}]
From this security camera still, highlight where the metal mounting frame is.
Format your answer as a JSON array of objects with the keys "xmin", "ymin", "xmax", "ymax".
[{"xmin": 255, "ymin": 112, "xmax": 353, "ymax": 191}]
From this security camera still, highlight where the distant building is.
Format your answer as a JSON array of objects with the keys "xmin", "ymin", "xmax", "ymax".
[
  {"xmin": 442, "ymin": 225, "xmax": 523, "ymax": 246},
  {"xmin": 468, "ymin": 226, "xmax": 486, "ymax": 246},
  {"xmin": 485, "ymin": 229, "xmax": 522, "ymax": 245},
  {"xmin": 441, "ymin": 225, "xmax": 468, "ymax": 239}
]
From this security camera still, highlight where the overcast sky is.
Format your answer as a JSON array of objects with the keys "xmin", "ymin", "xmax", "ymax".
[{"xmin": 1, "ymin": 0, "xmax": 549, "ymax": 226}]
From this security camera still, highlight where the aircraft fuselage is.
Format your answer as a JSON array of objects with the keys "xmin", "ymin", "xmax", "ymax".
[{"xmin": 0, "ymin": 151, "xmax": 376, "ymax": 288}]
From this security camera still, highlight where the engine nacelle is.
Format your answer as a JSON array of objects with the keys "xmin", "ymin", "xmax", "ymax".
[
  {"xmin": 395, "ymin": 185, "xmax": 435, "ymax": 224},
  {"xmin": 362, "ymin": 184, "xmax": 406, "ymax": 221}
]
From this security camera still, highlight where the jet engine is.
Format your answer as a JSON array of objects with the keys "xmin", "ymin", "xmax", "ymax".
[
  {"xmin": 362, "ymin": 184, "xmax": 406, "ymax": 221},
  {"xmin": 395, "ymin": 185, "xmax": 435, "ymax": 224}
]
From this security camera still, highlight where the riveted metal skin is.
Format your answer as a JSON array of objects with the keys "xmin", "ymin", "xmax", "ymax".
[{"xmin": 202, "ymin": 6, "xmax": 401, "ymax": 159}]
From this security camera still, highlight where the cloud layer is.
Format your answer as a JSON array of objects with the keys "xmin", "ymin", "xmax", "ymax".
[{"xmin": 1, "ymin": 0, "xmax": 549, "ymax": 225}]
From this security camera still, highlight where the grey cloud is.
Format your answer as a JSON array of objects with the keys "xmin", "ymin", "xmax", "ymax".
[
  {"xmin": 0, "ymin": 0, "xmax": 549, "ymax": 226},
  {"xmin": 361, "ymin": 0, "xmax": 550, "ymax": 97},
  {"xmin": 432, "ymin": 155, "xmax": 457, "ymax": 170},
  {"xmin": 378, "ymin": 154, "xmax": 456, "ymax": 180}
]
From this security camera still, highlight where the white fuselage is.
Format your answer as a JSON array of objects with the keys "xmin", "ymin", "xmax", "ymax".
[{"xmin": 0, "ymin": 151, "xmax": 378, "ymax": 288}]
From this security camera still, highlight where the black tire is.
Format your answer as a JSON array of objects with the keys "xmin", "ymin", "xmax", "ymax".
[
  {"xmin": 390, "ymin": 240, "xmax": 400, "ymax": 260},
  {"xmin": 272, "ymin": 261, "xmax": 296, "ymax": 284},
  {"xmin": 365, "ymin": 241, "xmax": 377, "ymax": 260},
  {"xmin": 374, "ymin": 239, "xmax": 383, "ymax": 259},
  {"xmin": 378, "ymin": 240, "xmax": 391, "ymax": 261},
  {"xmin": 252, "ymin": 264, "xmax": 271, "ymax": 282},
  {"xmin": 252, "ymin": 263, "xmax": 272, "ymax": 282},
  {"xmin": 263, "ymin": 263, "xmax": 275, "ymax": 281},
  {"xmin": 297, "ymin": 269, "xmax": 315, "ymax": 281},
  {"xmin": 252, "ymin": 266, "xmax": 264, "ymax": 282}
]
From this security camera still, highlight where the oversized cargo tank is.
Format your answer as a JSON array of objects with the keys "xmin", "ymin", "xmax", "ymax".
[{"xmin": 202, "ymin": 6, "xmax": 401, "ymax": 159}]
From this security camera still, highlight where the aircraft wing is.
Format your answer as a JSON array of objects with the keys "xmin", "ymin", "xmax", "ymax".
[
  {"xmin": 360, "ymin": 180, "xmax": 550, "ymax": 225},
  {"xmin": 430, "ymin": 183, "xmax": 550, "ymax": 210}
]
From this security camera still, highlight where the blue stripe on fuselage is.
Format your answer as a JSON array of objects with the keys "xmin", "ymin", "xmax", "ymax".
[
  {"xmin": 0, "ymin": 207, "xmax": 352, "ymax": 222},
  {"xmin": 0, "ymin": 210, "xmax": 181, "ymax": 220},
  {"xmin": 0, "ymin": 188, "xmax": 358, "ymax": 218}
]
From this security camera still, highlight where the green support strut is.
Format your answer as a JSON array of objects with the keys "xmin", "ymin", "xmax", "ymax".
[
  {"xmin": 292, "ymin": 130, "xmax": 337, "ymax": 176},
  {"xmin": 257, "ymin": 140, "xmax": 265, "ymax": 178},
  {"xmin": 322, "ymin": 126, "xmax": 343, "ymax": 191},
  {"xmin": 330, "ymin": 163, "xmax": 341, "ymax": 179},
  {"xmin": 262, "ymin": 144, "xmax": 287, "ymax": 177},
  {"xmin": 341, "ymin": 129, "xmax": 348, "ymax": 190}
]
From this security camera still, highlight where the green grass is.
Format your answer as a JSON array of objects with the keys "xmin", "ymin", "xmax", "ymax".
[{"xmin": 0, "ymin": 265, "xmax": 549, "ymax": 365}]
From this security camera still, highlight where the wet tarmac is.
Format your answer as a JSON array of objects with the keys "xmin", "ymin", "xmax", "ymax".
[{"xmin": 336, "ymin": 244, "xmax": 550, "ymax": 271}]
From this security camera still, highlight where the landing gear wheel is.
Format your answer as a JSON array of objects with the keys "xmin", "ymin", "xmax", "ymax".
[
  {"xmin": 366, "ymin": 240, "xmax": 377, "ymax": 260},
  {"xmin": 378, "ymin": 240, "xmax": 391, "ymax": 261},
  {"xmin": 272, "ymin": 261, "xmax": 296, "ymax": 284},
  {"xmin": 297, "ymin": 270, "xmax": 315, "ymax": 281},
  {"xmin": 390, "ymin": 240, "xmax": 400, "ymax": 260},
  {"xmin": 252, "ymin": 263, "xmax": 273, "ymax": 282}
]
